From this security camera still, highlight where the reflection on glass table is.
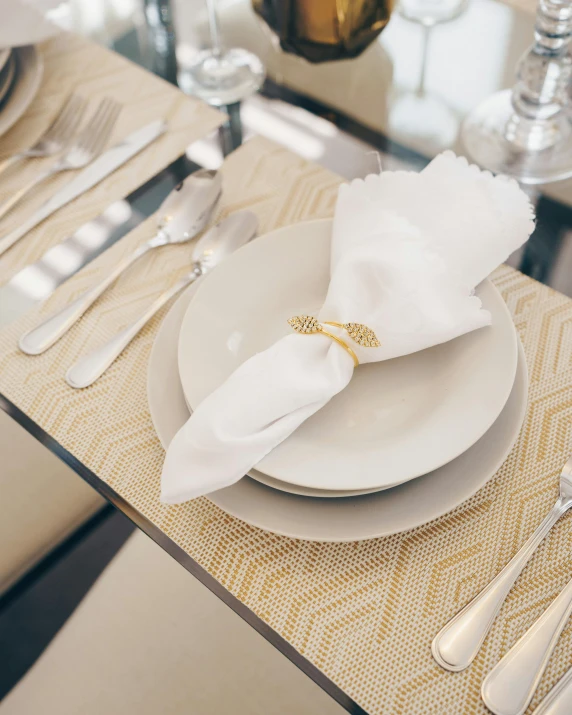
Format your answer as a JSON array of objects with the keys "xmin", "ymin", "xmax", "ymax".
[
  {"xmin": 462, "ymin": 0, "xmax": 572, "ymax": 184},
  {"xmin": 181, "ymin": 0, "xmax": 265, "ymax": 104}
]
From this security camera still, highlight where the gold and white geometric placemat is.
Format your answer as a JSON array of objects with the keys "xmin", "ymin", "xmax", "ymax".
[
  {"xmin": 0, "ymin": 136, "xmax": 571, "ymax": 715},
  {"xmin": 0, "ymin": 31, "xmax": 224, "ymax": 284}
]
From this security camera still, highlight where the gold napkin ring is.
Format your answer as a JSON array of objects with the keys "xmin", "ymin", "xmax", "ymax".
[{"xmin": 287, "ymin": 316, "xmax": 381, "ymax": 368}]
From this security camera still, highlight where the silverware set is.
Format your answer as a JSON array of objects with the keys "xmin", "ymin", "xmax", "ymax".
[
  {"xmin": 18, "ymin": 167, "xmax": 258, "ymax": 387},
  {"xmin": 432, "ymin": 455, "xmax": 572, "ymax": 715},
  {"xmin": 0, "ymin": 96, "xmax": 120, "ymax": 221},
  {"xmin": 0, "ymin": 93, "xmax": 168, "ymax": 258},
  {"xmin": 0, "ymin": 93, "xmax": 87, "ymax": 176}
]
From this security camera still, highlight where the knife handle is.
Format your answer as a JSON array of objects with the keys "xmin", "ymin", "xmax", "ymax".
[
  {"xmin": 19, "ymin": 241, "xmax": 155, "ymax": 355},
  {"xmin": 65, "ymin": 271, "xmax": 198, "ymax": 388}
]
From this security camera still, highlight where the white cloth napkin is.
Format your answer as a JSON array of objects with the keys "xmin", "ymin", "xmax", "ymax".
[
  {"xmin": 0, "ymin": 0, "xmax": 59, "ymax": 49},
  {"xmin": 161, "ymin": 152, "xmax": 535, "ymax": 503}
]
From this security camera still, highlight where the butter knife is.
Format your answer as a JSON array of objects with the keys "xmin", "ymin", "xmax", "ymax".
[{"xmin": 0, "ymin": 119, "xmax": 167, "ymax": 257}]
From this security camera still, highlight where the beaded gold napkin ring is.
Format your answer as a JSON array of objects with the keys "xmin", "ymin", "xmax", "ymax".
[{"xmin": 287, "ymin": 315, "xmax": 381, "ymax": 368}]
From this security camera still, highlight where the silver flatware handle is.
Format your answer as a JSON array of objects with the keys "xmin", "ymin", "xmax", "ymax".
[
  {"xmin": 0, "ymin": 202, "xmax": 54, "ymax": 257},
  {"xmin": 0, "ymin": 153, "xmax": 25, "ymax": 179},
  {"xmin": 0, "ymin": 120, "xmax": 166, "ymax": 258},
  {"xmin": 0, "ymin": 165, "xmax": 58, "ymax": 221},
  {"xmin": 432, "ymin": 498, "xmax": 569, "ymax": 671},
  {"xmin": 532, "ymin": 667, "xmax": 572, "ymax": 715},
  {"xmin": 481, "ymin": 578, "xmax": 572, "ymax": 715},
  {"xmin": 19, "ymin": 242, "xmax": 154, "ymax": 355},
  {"xmin": 65, "ymin": 272, "xmax": 197, "ymax": 388}
]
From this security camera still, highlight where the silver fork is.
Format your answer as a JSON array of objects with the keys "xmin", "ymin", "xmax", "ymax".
[
  {"xmin": 432, "ymin": 454, "xmax": 572, "ymax": 672},
  {"xmin": 0, "ymin": 97, "xmax": 121, "ymax": 221},
  {"xmin": 0, "ymin": 93, "xmax": 87, "ymax": 178}
]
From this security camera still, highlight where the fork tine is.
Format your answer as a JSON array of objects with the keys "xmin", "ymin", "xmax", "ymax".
[
  {"xmin": 44, "ymin": 94, "xmax": 87, "ymax": 144},
  {"xmin": 82, "ymin": 99, "xmax": 121, "ymax": 157},
  {"xmin": 75, "ymin": 97, "xmax": 115, "ymax": 152},
  {"xmin": 87, "ymin": 102, "xmax": 121, "ymax": 157}
]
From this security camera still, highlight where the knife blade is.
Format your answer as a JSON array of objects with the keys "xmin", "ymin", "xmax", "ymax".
[{"xmin": 0, "ymin": 119, "xmax": 167, "ymax": 257}]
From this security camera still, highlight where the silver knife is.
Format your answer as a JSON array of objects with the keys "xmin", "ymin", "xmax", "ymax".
[{"xmin": 0, "ymin": 119, "xmax": 167, "ymax": 257}]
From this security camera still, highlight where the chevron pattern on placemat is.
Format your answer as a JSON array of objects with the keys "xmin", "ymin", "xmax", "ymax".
[{"xmin": 0, "ymin": 136, "xmax": 571, "ymax": 714}]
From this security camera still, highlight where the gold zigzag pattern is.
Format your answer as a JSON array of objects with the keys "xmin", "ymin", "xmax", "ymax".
[{"xmin": 0, "ymin": 138, "xmax": 571, "ymax": 714}]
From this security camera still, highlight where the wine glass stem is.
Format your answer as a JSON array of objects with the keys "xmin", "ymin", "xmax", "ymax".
[
  {"xmin": 206, "ymin": 0, "xmax": 223, "ymax": 56},
  {"xmin": 507, "ymin": 0, "xmax": 572, "ymax": 150},
  {"xmin": 416, "ymin": 25, "xmax": 431, "ymax": 97}
]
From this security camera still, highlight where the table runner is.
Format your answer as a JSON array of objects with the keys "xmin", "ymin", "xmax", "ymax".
[
  {"xmin": 0, "ymin": 135, "xmax": 571, "ymax": 715},
  {"xmin": 0, "ymin": 31, "xmax": 224, "ymax": 284}
]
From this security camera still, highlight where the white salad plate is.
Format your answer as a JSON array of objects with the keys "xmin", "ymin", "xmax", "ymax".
[
  {"xmin": 0, "ymin": 46, "xmax": 43, "ymax": 138},
  {"xmin": 178, "ymin": 219, "xmax": 518, "ymax": 492},
  {"xmin": 148, "ymin": 284, "xmax": 528, "ymax": 542}
]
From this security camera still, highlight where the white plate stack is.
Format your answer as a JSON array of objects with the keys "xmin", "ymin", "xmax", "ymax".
[
  {"xmin": 0, "ymin": 0, "xmax": 60, "ymax": 138},
  {"xmin": 148, "ymin": 219, "xmax": 528, "ymax": 542}
]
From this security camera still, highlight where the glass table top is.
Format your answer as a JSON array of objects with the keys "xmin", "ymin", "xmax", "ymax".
[
  {"xmin": 2, "ymin": 0, "xmax": 569, "ymax": 323},
  {"xmin": 45, "ymin": 0, "xmax": 572, "ymax": 308}
]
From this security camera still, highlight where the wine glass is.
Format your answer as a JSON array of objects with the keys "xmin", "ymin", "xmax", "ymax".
[
  {"xmin": 462, "ymin": 0, "xmax": 572, "ymax": 185},
  {"xmin": 398, "ymin": 0, "xmax": 468, "ymax": 26},
  {"xmin": 185, "ymin": 0, "xmax": 265, "ymax": 106}
]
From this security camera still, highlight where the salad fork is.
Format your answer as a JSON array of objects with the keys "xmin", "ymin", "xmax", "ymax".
[
  {"xmin": 0, "ymin": 97, "xmax": 121, "ymax": 221},
  {"xmin": 0, "ymin": 93, "xmax": 87, "ymax": 178},
  {"xmin": 432, "ymin": 454, "xmax": 572, "ymax": 672}
]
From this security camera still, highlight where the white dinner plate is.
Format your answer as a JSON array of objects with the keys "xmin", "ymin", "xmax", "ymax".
[
  {"xmin": 148, "ymin": 285, "xmax": 528, "ymax": 541},
  {"xmin": 180, "ymin": 392, "xmax": 384, "ymax": 498},
  {"xmin": 0, "ymin": 54, "xmax": 15, "ymax": 105},
  {"xmin": 179, "ymin": 219, "xmax": 518, "ymax": 492},
  {"xmin": 0, "ymin": 49, "xmax": 10, "ymax": 76},
  {"xmin": 0, "ymin": 46, "xmax": 43, "ymax": 139}
]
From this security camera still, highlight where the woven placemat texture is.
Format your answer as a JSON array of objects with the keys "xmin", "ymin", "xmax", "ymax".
[
  {"xmin": 0, "ymin": 136, "xmax": 571, "ymax": 715},
  {"xmin": 0, "ymin": 31, "xmax": 224, "ymax": 284}
]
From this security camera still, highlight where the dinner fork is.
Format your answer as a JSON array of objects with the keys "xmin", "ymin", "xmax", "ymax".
[
  {"xmin": 0, "ymin": 93, "xmax": 87, "ymax": 178},
  {"xmin": 0, "ymin": 97, "xmax": 121, "ymax": 221},
  {"xmin": 432, "ymin": 454, "xmax": 572, "ymax": 672}
]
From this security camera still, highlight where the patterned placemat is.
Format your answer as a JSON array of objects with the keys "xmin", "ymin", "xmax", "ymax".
[
  {"xmin": 1, "ymin": 135, "xmax": 571, "ymax": 715},
  {"xmin": 0, "ymin": 31, "xmax": 224, "ymax": 285}
]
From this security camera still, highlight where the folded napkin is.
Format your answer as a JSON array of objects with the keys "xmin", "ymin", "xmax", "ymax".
[
  {"xmin": 161, "ymin": 152, "xmax": 535, "ymax": 503},
  {"xmin": 0, "ymin": 0, "xmax": 59, "ymax": 50}
]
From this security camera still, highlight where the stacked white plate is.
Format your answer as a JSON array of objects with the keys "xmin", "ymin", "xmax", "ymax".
[
  {"xmin": 0, "ymin": 46, "xmax": 43, "ymax": 137},
  {"xmin": 148, "ymin": 219, "xmax": 528, "ymax": 542}
]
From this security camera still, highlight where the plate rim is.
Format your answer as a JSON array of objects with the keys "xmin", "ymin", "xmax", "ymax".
[
  {"xmin": 178, "ymin": 217, "xmax": 518, "ymax": 491},
  {"xmin": 148, "ymin": 284, "xmax": 528, "ymax": 542},
  {"xmin": 0, "ymin": 45, "xmax": 43, "ymax": 139}
]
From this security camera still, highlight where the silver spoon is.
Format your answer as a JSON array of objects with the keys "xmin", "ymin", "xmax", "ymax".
[
  {"xmin": 19, "ymin": 169, "xmax": 222, "ymax": 356},
  {"xmin": 432, "ymin": 454, "xmax": 572, "ymax": 672},
  {"xmin": 65, "ymin": 211, "xmax": 258, "ymax": 389},
  {"xmin": 482, "ymin": 578, "xmax": 572, "ymax": 715}
]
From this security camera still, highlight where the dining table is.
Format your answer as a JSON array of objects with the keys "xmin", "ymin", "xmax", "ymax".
[{"xmin": 2, "ymin": 1, "xmax": 572, "ymax": 714}]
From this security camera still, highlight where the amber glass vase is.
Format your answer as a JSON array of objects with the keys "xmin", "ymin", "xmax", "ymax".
[{"xmin": 252, "ymin": 0, "xmax": 394, "ymax": 63}]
